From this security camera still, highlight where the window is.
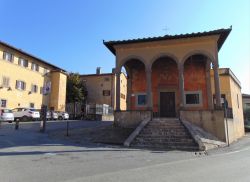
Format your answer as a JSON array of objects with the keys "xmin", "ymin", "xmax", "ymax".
[
  {"xmin": 1, "ymin": 76, "xmax": 10, "ymax": 88},
  {"xmin": 136, "ymin": 93, "xmax": 147, "ymax": 106},
  {"xmin": 30, "ymin": 103, "xmax": 35, "ymax": 108},
  {"xmin": 40, "ymin": 87, "xmax": 43, "ymax": 94},
  {"xmin": 184, "ymin": 91, "xmax": 202, "ymax": 106},
  {"xmin": 31, "ymin": 63, "xmax": 39, "ymax": 72},
  {"xmin": 0, "ymin": 99, "xmax": 7, "ymax": 107},
  {"xmin": 103, "ymin": 90, "xmax": 110, "ymax": 96},
  {"xmin": 3, "ymin": 51, "xmax": 13, "ymax": 62},
  {"xmin": 237, "ymin": 94, "xmax": 239, "ymax": 108},
  {"xmin": 18, "ymin": 58, "xmax": 28, "ymax": 67},
  {"xmin": 16, "ymin": 80, "xmax": 26, "ymax": 90},
  {"xmin": 120, "ymin": 93, "xmax": 126, "ymax": 99},
  {"xmin": 31, "ymin": 84, "xmax": 38, "ymax": 93}
]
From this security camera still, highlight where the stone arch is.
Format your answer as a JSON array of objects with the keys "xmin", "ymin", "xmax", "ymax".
[
  {"xmin": 149, "ymin": 52, "xmax": 179, "ymax": 70},
  {"xmin": 117, "ymin": 55, "xmax": 147, "ymax": 72},
  {"xmin": 181, "ymin": 50, "xmax": 216, "ymax": 67}
]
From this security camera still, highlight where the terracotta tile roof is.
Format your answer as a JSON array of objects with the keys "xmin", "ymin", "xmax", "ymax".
[
  {"xmin": 104, "ymin": 27, "xmax": 232, "ymax": 55},
  {"xmin": 0, "ymin": 40, "xmax": 66, "ymax": 72}
]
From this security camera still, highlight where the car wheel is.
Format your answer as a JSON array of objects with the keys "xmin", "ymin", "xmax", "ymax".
[
  {"xmin": 58, "ymin": 116, "xmax": 63, "ymax": 120},
  {"xmin": 21, "ymin": 116, "xmax": 29, "ymax": 122}
]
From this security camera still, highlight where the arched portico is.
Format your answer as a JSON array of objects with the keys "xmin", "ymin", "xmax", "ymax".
[
  {"xmin": 115, "ymin": 58, "xmax": 147, "ymax": 111},
  {"xmin": 151, "ymin": 56, "xmax": 179, "ymax": 117},
  {"xmin": 179, "ymin": 51, "xmax": 222, "ymax": 109}
]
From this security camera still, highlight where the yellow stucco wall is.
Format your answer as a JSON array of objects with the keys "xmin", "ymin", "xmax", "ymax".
[
  {"xmin": 115, "ymin": 35, "xmax": 219, "ymax": 69},
  {"xmin": 50, "ymin": 71, "xmax": 67, "ymax": 111},
  {"xmin": 210, "ymin": 68, "xmax": 245, "ymax": 142},
  {"xmin": 80, "ymin": 73, "xmax": 127, "ymax": 110},
  {"xmin": 0, "ymin": 44, "xmax": 66, "ymax": 111}
]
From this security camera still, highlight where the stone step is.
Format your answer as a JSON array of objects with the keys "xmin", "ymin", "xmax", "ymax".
[
  {"xmin": 146, "ymin": 124, "xmax": 185, "ymax": 128},
  {"xmin": 131, "ymin": 119, "xmax": 198, "ymax": 151},
  {"xmin": 133, "ymin": 144, "xmax": 199, "ymax": 150},
  {"xmin": 139, "ymin": 132, "xmax": 191, "ymax": 137},
  {"xmin": 134, "ymin": 137, "xmax": 195, "ymax": 143}
]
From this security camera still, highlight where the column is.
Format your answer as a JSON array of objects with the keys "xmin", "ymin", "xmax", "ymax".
[
  {"xmin": 178, "ymin": 64, "xmax": 185, "ymax": 108},
  {"xmin": 115, "ymin": 71, "xmax": 121, "ymax": 111},
  {"xmin": 146, "ymin": 68, "xmax": 152, "ymax": 110},
  {"xmin": 206, "ymin": 61, "xmax": 213, "ymax": 109},
  {"xmin": 213, "ymin": 63, "xmax": 222, "ymax": 109},
  {"xmin": 126, "ymin": 69, "xmax": 132, "ymax": 110}
]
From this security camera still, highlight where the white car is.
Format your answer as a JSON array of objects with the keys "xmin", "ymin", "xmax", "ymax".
[
  {"xmin": 57, "ymin": 112, "xmax": 69, "ymax": 120},
  {"xmin": 0, "ymin": 109, "xmax": 14, "ymax": 123},
  {"xmin": 12, "ymin": 108, "xmax": 40, "ymax": 121},
  {"xmin": 47, "ymin": 111, "xmax": 58, "ymax": 120}
]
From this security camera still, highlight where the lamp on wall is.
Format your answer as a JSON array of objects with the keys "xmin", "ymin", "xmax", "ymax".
[
  {"xmin": 28, "ymin": 91, "xmax": 32, "ymax": 95},
  {"xmin": 7, "ymin": 87, "xmax": 12, "ymax": 91},
  {"xmin": 0, "ymin": 86, "xmax": 3, "ymax": 89}
]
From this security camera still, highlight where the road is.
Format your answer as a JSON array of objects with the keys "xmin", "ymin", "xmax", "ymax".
[{"xmin": 0, "ymin": 120, "xmax": 250, "ymax": 182}]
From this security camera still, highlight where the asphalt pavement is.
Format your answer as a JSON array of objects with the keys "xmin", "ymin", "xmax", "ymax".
[{"xmin": 0, "ymin": 120, "xmax": 250, "ymax": 182}]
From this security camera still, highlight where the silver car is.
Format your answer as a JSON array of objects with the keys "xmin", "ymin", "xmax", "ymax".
[{"xmin": 0, "ymin": 109, "xmax": 14, "ymax": 123}]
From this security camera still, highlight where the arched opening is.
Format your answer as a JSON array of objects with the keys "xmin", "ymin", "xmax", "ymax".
[
  {"xmin": 120, "ymin": 59, "xmax": 146, "ymax": 110},
  {"xmin": 151, "ymin": 57, "xmax": 179, "ymax": 117},
  {"xmin": 183, "ymin": 54, "xmax": 212, "ymax": 109}
]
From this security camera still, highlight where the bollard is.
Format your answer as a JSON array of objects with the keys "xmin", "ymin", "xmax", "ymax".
[
  {"xmin": 66, "ymin": 121, "xmax": 69, "ymax": 136},
  {"xmin": 15, "ymin": 120, "xmax": 19, "ymax": 130}
]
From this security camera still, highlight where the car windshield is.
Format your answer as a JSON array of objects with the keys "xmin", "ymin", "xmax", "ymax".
[
  {"xmin": 2, "ymin": 109, "xmax": 12, "ymax": 113},
  {"xmin": 29, "ymin": 109, "xmax": 36, "ymax": 112}
]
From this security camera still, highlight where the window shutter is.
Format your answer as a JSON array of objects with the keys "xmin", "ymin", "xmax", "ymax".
[
  {"xmin": 3, "ymin": 52, "xmax": 6, "ymax": 60},
  {"xmin": 15, "ymin": 80, "xmax": 18, "ymax": 89}
]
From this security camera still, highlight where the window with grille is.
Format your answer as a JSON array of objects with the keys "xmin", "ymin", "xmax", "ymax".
[
  {"xmin": 136, "ymin": 93, "xmax": 147, "ymax": 106},
  {"xmin": 184, "ymin": 91, "xmax": 202, "ymax": 106}
]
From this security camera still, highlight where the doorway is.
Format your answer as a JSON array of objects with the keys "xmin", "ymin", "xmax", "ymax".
[{"xmin": 159, "ymin": 92, "xmax": 176, "ymax": 117}]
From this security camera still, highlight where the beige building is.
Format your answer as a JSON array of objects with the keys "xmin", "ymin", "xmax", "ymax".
[
  {"xmin": 0, "ymin": 41, "xmax": 67, "ymax": 111},
  {"xmin": 80, "ymin": 68, "xmax": 127, "ymax": 110},
  {"xmin": 211, "ymin": 68, "xmax": 244, "ymax": 142}
]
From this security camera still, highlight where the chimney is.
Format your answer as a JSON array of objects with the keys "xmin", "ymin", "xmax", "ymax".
[{"xmin": 96, "ymin": 67, "xmax": 101, "ymax": 74}]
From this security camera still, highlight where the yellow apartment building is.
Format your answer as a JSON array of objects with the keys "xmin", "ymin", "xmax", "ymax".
[
  {"xmin": 0, "ymin": 41, "xmax": 67, "ymax": 111},
  {"xmin": 80, "ymin": 68, "xmax": 127, "ymax": 110}
]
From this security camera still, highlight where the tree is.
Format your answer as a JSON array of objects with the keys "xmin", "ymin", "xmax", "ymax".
[{"xmin": 66, "ymin": 73, "xmax": 87, "ymax": 118}]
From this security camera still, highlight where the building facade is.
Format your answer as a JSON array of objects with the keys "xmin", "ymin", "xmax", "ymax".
[
  {"xmin": 104, "ymin": 28, "xmax": 245, "ymax": 143},
  {"xmin": 211, "ymin": 68, "xmax": 244, "ymax": 142},
  {"xmin": 80, "ymin": 70, "xmax": 127, "ymax": 110},
  {"xmin": 0, "ymin": 41, "xmax": 67, "ymax": 111}
]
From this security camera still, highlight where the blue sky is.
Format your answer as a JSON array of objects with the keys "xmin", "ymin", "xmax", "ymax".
[{"xmin": 0, "ymin": 0, "xmax": 249, "ymax": 93}]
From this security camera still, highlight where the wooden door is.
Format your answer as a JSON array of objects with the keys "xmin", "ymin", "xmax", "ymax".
[{"xmin": 160, "ymin": 92, "xmax": 176, "ymax": 117}]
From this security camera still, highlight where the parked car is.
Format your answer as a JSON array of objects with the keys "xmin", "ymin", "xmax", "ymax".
[
  {"xmin": 12, "ymin": 108, "xmax": 40, "ymax": 121},
  {"xmin": 0, "ymin": 109, "xmax": 14, "ymax": 123},
  {"xmin": 57, "ymin": 112, "xmax": 69, "ymax": 120},
  {"xmin": 46, "ymin": 111, "xmax": 58, "ymax": 120}
]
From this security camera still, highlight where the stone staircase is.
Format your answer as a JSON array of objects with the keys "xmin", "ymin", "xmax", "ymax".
[{"xmin": 131, "ymin": 118, "xmax": 199, "ymax": 150}]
